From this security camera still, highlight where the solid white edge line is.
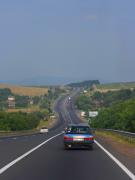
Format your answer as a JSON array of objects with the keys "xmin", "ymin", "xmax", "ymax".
[
  {"xmin": 0, "ymin": 132, "xmax": 63, "ymax": 175},
  {"xmin": 95, "ymin": 140, "xmax": 135, "ymax": 180}
]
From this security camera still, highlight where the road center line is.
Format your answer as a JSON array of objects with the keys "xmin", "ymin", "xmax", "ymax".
[
  {"xmin": 95, "ymin": 140, "xmax": 135, "ymax": 180},
  {"xmin": 0, "ymin": 132, "xmax": 63, "ymax": 175}
]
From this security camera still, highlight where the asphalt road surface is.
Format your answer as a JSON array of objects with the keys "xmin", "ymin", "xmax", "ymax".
[{"xmin": 0, "ymin": 93, "xmax": 134, "ymax": 180}]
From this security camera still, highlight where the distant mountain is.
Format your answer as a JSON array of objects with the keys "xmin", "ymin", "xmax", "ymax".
[{"xmin": 0, "ymin": 76, "xmax": 79, "ymax": 86}]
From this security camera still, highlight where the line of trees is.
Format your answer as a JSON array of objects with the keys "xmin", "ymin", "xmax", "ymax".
[
  {"xmin": 68, "ymin": 80, "xmax": 100, "ymax": 88},
  {"xmin": 76, "ymin": 89, "xmax": 135, "ymax": 111},
  {"xmin": 91, "ymin": 89, "xmax": 135, "ymax": 108}
]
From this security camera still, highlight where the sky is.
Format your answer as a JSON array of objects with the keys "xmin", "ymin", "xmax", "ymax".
[{"xmin": 0, "ymin": 0, "xmax": 135, "ymax": 84}]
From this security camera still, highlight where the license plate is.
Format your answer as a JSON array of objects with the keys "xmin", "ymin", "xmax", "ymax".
[{"xmin": 73, "ymin": 138, "xmax": 84, "ymax": 142}]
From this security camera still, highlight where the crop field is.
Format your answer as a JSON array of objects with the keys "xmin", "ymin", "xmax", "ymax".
[
  {"xmin": 0, "ymin": 84, "xmax": 48, "ymax": 96},
  {"xmin": 96, "ymin": 82, "xmax": 135, "ymax": 92},
  {"xmin": 7, "ymin": 105, "xmax": 40, "ymax": 113}
]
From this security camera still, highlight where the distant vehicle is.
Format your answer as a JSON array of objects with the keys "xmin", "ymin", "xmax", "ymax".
[
  {"xmin": 40, "ymin": 127, "xmax": 49, "ymax": 134},
  {"xmin": 63, "ymin": 123, "xmax": 94, "ymax": 150}
]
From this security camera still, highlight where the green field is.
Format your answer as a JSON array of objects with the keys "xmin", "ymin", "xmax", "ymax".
[{"xmin": 96, "ymin": 82, "xmax": 135, "ymax": 90}]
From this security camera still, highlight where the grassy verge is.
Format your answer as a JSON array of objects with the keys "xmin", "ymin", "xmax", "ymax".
[
  {"xmin": 37, "ymin": 120, "xmax": 49, "ymax": 129},
  {"xmin": 0, "ymin": 129, "xmax": 39, "ymax": 137},
  {"xmin": 95, "ymin": 130, "xmax": 135, "ymax": 147}
]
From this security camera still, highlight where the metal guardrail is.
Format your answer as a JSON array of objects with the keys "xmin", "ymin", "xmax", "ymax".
[{"xmin": 96, "ymin": 128, "xmax": 135, "ymax": 139}]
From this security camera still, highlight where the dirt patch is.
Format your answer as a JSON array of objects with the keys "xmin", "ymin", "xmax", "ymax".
[{"xmin": 96, "ymin": 133, "xmax": 135, "ymax": 159}]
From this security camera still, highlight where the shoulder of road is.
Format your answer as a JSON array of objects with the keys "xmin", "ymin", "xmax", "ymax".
[{"xmin": 95, "ymin": 132, "xmax": 135, "ymax": 175}]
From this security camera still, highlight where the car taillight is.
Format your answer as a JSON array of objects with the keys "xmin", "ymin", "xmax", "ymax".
[
  {"xmin": 64, "ymin": 136, "xmax": 73, "ymax": 140},
  {"xmin": 84, "ymin": 136, "xmax": 94, "ymax": 141}
]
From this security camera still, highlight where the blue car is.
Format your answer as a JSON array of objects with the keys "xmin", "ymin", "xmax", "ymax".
[{"xmin": 63, "ymin": 123, "xmax": 94, "ymax": 150}]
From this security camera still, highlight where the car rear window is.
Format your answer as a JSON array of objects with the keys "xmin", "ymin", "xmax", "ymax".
[{"xmin": 66, "ymin": 126, "xmax": 91, "ymax": 134}]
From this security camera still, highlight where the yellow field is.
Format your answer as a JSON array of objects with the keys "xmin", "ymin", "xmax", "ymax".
[
  {"xmin": 0, "ymin": 84, "xmax": 48, "ymax": 96},
  {"xmin": 7, "ymin": 106, "xmax": 40, "ymax": 113}
]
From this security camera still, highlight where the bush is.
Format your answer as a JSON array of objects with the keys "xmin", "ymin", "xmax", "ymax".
[{"xmin": 0, "ymin": 111, "xmax": 40, "ymax": 131}]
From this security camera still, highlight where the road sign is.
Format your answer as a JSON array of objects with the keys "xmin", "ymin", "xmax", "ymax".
[{"xmin": 89, "ymin": 111, "xmax": 98, "ymax": 117}]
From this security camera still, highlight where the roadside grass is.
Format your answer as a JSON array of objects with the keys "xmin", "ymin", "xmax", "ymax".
[
  {"xmin": 95, "ymin": 130, "xmax": 135, "ymax": 147},
  {"xmin": 0, "ymin": 84, "xmax": 48, "ymax": 96},
  {"xmin": 0, "ymin": 129, "xmax": 38, "ymax": 137},
  {"xmin": 37, "ymin": 120, "xmax": 49, "ymax": 129}
]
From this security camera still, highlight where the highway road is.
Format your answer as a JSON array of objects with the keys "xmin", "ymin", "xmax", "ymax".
[{"xmin": 0, "ymin": 93, "xmax": 134, "ymax": 180}]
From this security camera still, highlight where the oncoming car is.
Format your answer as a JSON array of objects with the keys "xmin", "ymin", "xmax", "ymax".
[
  {"xmin": 40, "ymin": 127, "xmax": 49, "ymax": 134},
  {"xmin": 63, "ymin": 123, "xmax": 94, "ymax": 150}
]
